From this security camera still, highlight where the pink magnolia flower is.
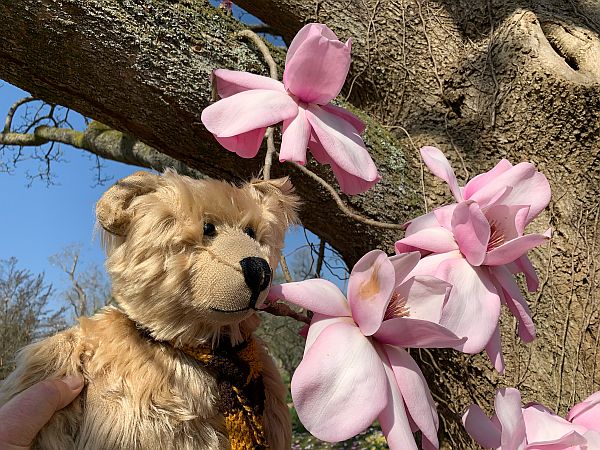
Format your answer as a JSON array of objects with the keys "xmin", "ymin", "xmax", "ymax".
[
  {"xmin": 267, "ymin": 250, "xmax": 465, "ymax": 449},
  {"xmin": 395, "ymin": 147, "xmax": 551, "ymax": 371},
  {"xmin": 200, "ymin": 23, "xmax": 380, "ymax": 195},
  {"xmin": 463, "ymin": 388, "xmax": 600, "ymax": 449}
]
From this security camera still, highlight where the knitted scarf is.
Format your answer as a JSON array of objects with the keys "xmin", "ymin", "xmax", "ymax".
[{"xmin": 179, "ymin": 337, "xmax": 268, "ymax": 450}]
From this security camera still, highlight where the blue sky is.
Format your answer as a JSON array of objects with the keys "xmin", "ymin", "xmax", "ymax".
[{"xmin": 0, "ymin": 84, "xmax": 136, "ymax": 295}]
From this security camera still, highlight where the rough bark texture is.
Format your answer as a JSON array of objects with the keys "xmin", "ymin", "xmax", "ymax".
[{"xmin": 2, "ymin": 0, "xmax": 600, "ymax": 447}]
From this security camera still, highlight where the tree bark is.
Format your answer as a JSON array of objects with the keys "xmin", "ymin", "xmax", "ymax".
[{"xmin": 2, "ymin": 0, "xmax": 600, "ymax": 447}]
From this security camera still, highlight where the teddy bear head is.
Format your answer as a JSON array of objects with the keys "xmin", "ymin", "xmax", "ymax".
[{"xmin": 96, "ymin": 170, "xmax": 299, "ymax": 344}]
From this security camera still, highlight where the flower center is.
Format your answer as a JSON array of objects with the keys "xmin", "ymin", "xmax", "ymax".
[
  {"xmin": 487, "ymin": 220, "xmax": 506, "ymax": 252},
  {"xmin": 383, "ymin": 292, "xmax": 410, "ymax": 320}
]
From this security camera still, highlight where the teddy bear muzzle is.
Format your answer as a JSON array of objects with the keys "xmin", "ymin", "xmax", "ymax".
[{"xmin": 240, "ymin": 257, "xmax": 272, "ymax": 308}]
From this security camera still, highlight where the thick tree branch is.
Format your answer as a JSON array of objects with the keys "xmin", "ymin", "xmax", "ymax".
[{"xmin": 0, "ymin": 123, "xmax": 204, "ymax": 179}]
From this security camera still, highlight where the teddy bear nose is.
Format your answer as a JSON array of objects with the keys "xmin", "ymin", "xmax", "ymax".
[{"xmin": 240, "ymin": 257, "xmax": 272, "ymax": 307}]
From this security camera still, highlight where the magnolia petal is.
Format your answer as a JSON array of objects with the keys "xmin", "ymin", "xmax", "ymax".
[
  {"xmin": 306, "ymin": 105, "xmax": 378, "ymax": 181},
  {"xmin": 491, "ymin": 265, "xmax": 536, "ymax": 342},
  {"xmin": 485, "ymin": 323, "xmax": 505, "ymax": 374},
  {"xmin": 389, "ymin": 252, "xmax": 422, "ymax": 287},
  {"xmin": 212, "ymin": 68, "xmax": 285, "ymax": 98},
  {"xmin": 395, "ymin": 227, "xmax": 459, "ymax": 256},
  {"xmin": 567, "ymin": 391, "xmax": 600, "ymax": 421},
  {"xmin": 280, "ymin": 106, "xmax": 310, "ymax": 165},
  {"xmin": 304, "ymin": 313, "xmax": 355, "ymax": 356},
  {"xmin": 283, "ymin": 23, "xmax": 351, "ymax": 104},
  {"xmin": 495, "ymin": 388, "xmax": 527, "ymax": 450},
  {"xmin": 308, "ymin": 132, "xmax": 378, "ymax": 194},
  {"xmin": 291, "ymin": 322, "xmax": 388, "ymax": 442},
  {"xmin": 567, "ymin": 391, "xmax": 600, "ymax": 432},
  {"xmin": 348, "ymin": 250, "xmax": 396, "ymax": 336},
  {"xmin": 432, "ymin": 204, "xmax": 457, "ymax": 231},
  {"xmin": 462, "ymin": 404, "xmax": 502, "ymax": 449},
  {"xmin": 463, "ymin": 158, "xmax": 513, "ymax": 200},
  {"xmin": 409, "ymin": 251, "xmax": 462, "ymax": 278},
  {"xmin": 583, "ymin": 431, "xmax": 600, "ymax": 448},
  {"xmin": 307, "ymin": 119, "xmax": 380, "ymax": 195},
  {"xmin": 468, "ymin": 162, "xmax": 551, "ymax": 223},
  {"xmin": 403, "ymin": 211, "xmax": 441, "ymax": 235},
  {"xmin": 375, "ymin": 345, "xmax": 419, "ymax": 450},
  {"xmin": 420, "ymin": 146, "xmax": 464, "ymax": 202},
  {"xmin": 516, "ymin": 255, "xmax": 540, "ymax": 292},
  {"xmin": 329, "ymin": 159, "xmax": 381, "ymax": 195},
  {"xmin": 522, "ymin": 404, "xmax": 588, "ymax": 444},
  {"xmin": 525, "ymin": 431, "xmax": 587, "ymax": 449},
  {"xmin": 483, "ymin": 204, "xmax": 531, "ymax": 243},
  {"xmin": 374, "ymin": 317, "xmax": 465, "ymax": 348},
  {"xmin": 452, "ymin": 201, "xmax": 491, "ymax": 266},
  {"xmin": 397, "ymin": 275, "xmax": 451, "ymax": 323},
  {"xmin": 214, "ymin": 127, "xmax": 266, "ymax": 158},
  {"xmin": 484, "ymin": 229, "xmax": 551, "ymax": 266},
  {"xmin": 267, "ymin": 279, "xmax": 351, "ymax": 317},
  {"xmin": 385, "ymin": 346, "xmax": 439, "ymax": 448},
  {"xmin": 321, "ymin": 103, "xmax": 366, "ymax": 134},
  {"xmin": 201, "ymin": 89, "xmax": 298, "ymax": 137},
  {"xmin": 437, "ymin": 258, "xmax": 501, "ymax": 353}
]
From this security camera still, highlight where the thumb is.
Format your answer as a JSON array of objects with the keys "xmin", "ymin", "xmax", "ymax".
[{"xmin": 0, "ymin": 374, "xmax": 84, "ymax": 449}]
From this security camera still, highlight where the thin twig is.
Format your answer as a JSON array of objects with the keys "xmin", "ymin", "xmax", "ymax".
[
  {"xmin": 288, "ymin": 159, "xmax": 405, "ymax": 230},
  {"xmin": 279, "ymin": 253, "xmax": 293, "ymax": 283},
  {"xmin": 263, "ymin": 127, "xmax": 276, "ymax": 181},
  {"xmin": 237, "ymin": 29, "xmax": 278, "ymax": 80},
  {"xmin": 261, "ymin": 302, "xmax": 310, "ymax": 324},
  {"xmin": 556, "ymin": 207, "xmax": 584, "ymax": 411},
  {"xmin": 248, "ymin": 24, "xmax": 276, "ymax": 35},
  {"xmin": 4, "ymin": 97, "xmax": 36, "ymax": 133},
  {"xmin": 486, "ymin": 0, "xmax": 499, "ymax": 128},
  {"xmin": 385, "ymin": 124, "xmax": 428, "ymax": 213},
  {"xmin": 315, "ymin": 238, "xmax": 326, "ymax": 278}
]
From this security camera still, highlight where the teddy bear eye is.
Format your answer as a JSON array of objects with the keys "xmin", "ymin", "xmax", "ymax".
[
  {"xmin": 203, "ymin": 223, "xmax": 216, "ymax": 237},
  {"xmin": 244, "ymin": 227, "xmax": 256, "ymax": 239}
]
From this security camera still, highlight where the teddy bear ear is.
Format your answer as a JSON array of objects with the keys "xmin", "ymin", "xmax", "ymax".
[
  {"xmin": 250, "ymin": 177, "xmax": 301, "ymax": 228},
  {"xmin": 96, "ymin": 171, "xmax": 161, "ymax": 236}
]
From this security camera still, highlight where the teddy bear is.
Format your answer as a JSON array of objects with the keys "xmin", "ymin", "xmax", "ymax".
[{"xmin": 0, "ymin": 170, "xmax": 299, "ymax": 449}]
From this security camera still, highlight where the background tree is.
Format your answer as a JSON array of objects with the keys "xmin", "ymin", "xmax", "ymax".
[
  {"xmin": 1, "ymin": 0, "xmax": 599, "ymax": 446},
  {"xmin": 0, "ymin": 258, "xmax": 66, "ymax": 379},
  {"xmin": 49, "ymin": 245, "xmax": 112, "ymax": 320}
]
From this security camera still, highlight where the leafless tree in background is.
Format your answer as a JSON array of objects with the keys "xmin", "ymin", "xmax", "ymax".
[
  {"xmin": 0, "ymin": 258, "xmax": 66, "ymax": 379},
  {"xmin": 49, "ymin": 245, "xmax": 112, "ymax": 321}
]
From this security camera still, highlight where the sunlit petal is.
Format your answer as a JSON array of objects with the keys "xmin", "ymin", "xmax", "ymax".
[{"xmin": 291, "ymin": 322, "xmax": 388, "ymax": 442}]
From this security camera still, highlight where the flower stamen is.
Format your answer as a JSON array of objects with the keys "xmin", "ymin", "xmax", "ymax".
[
  {"xmin": 487, "ymin": 220, "xmax": 506, "ymax": 252},
  {"xmin": 384, "ymin": 292, "xmax": 410, "ymax": 320}
]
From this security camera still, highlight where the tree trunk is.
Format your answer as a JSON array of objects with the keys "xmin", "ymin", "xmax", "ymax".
[{"xmin": 2, "ymin": 0, "xmax": 600, "ymax": 447}]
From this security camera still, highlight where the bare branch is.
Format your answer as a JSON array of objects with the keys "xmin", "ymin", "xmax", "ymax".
[
  {"xmin": 3, "ymin": 97, "xmax": 36, "ymax": 133},
  {"xmin": 315, "ymin": 238, "xmax": 326, "ymax": 278},
  {"xmin": 248, "ymin": 24, "xmax": 277, "ymax": 35},
  {"xmin": 237, "ymin": 29, "xmax": 279, "ymax": 80},
  {"xmin": 0, "ymin": 123, "xmax": 205, "ymax": 179},
  {"xmin": 261, "ymin": 302, "xmax": 310, "ymax": 324},
  {"xmin": 287, "ymin": 159, "xmax": 405, "ymax": 230}
]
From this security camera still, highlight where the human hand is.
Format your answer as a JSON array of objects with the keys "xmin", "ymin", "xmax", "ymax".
[{"xmin": 0, "ymin": 375, "xmax": 84, "ymax": 450}]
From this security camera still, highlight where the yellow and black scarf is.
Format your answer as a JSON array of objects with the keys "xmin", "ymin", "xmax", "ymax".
[{"xmin": 179, "ymin": 337, "xmax": 268, "ymax": 450}]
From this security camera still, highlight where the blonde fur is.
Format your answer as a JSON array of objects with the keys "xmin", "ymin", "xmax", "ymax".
[{"xmin": 0, "ymin": 171, "xmax": 299, "ymax": 449}]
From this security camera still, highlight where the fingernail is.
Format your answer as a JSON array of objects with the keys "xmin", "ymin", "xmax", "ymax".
[{"xmin": 61, "ymin": 374, "xmax": 84, "ymax": 391}]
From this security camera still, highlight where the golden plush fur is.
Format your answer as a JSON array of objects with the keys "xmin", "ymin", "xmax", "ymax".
[{"xmin": 0, "ymin": 170, "xmax": 299, "ymax": 449}]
